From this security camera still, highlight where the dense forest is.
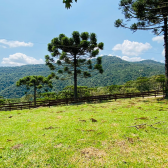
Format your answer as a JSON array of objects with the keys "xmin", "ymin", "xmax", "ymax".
[{"xmin": 0, "ymin": 56, "xmax": 164, "ymax": 98}]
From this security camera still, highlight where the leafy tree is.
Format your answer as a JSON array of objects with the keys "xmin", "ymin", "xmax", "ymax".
[
  {"xmin": 0, "ymin": 96, "xmax": 5, "ymax": 105},
  {"xmin": 63, "ymin": 0, "xmax": 77, "ymax": 9},
  {"xmin": 40, "ymin": 92, "xmax": 58, "ymax": 100},
  {"xmin": 45, "ymin": 31, "xmax": 104, "ymax": 99},
  {"xmin": 136, "ymin": 77, "xmax": 151, "ymax": 92},
  {"xmin": 60, "ymin": 85, "xmax": 90, "ymax": 98},
  {"xmin": 155, "ymin": 74, "xmax": 165, "ymax": 95},
  {"xmin": 115, "ymin": 0, "xmax": 168, "ymax": 97},
  {"xmin": 108, "ymin": 85, "xmax": 122, "ymax": 94},
  {"xmin": 16, "ymin": 76, "xmax": 53, "ymax": 107}
]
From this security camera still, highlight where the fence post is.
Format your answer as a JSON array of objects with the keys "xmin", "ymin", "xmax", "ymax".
[
  {"xmin": 66, "ymin": 98, "xmax": 68, "ymax": 105},
  {"xmin": 99, "ymin": 96, "xmax": 102, "ymax": 103},
  {"xmin": 115, "ymin": 94, "xmax": 117, "ymax": 101},
  {"xmin": 155, "ymin": 91, "xmax": 156, "ymax": 97},
  {"xmin": 48, "ymin": 100, "xmax": 50, "ymax": 108}
]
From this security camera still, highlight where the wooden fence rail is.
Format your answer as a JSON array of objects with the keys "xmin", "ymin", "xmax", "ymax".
[{"xmin": 0, "ymin": 90, "xmax": 163, "ymax": 111}]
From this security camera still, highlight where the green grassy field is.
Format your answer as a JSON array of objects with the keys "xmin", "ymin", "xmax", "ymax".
[{"xmin": 0, "ymin": 97, "xmax": 168, "ymax": 168}]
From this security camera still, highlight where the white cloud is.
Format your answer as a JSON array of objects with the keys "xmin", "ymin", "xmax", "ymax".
[
  {"xmin": 0, "ymin": 39, "xmax": 33, "ymax": 48},
  {"xmin": 108, "ymin": 54, "xmax": 113, "ymax": 56},
  {"xmin": 152, "ymin": 35, "xmax": 164, "ymax": 43},
  {"xmin": 116, "ymin": 55, "xmax": 121, "ymax": 59},
  {"xmin": 151, "ymin": 57, "xmax": 157, "ymax": 61},
  {"xmin": 162, "ymin": 49, "xmax": 165, "ymax": 56},
  {"xmin": 121, "ymin": 56, "xmax": 144, "ymax": 62},
  {"xmin": 1, "ymin": 53, "xmax": 44, "ymax": 66},
  {"xmin": 108, "ymin": 54, "xmax": 122, "ymax": 58},
  {"xmin": 0, "ymin": 45, "xmax": 7, "ymax": 48},
  {"xmin": 112, "ymin": 40, "xmax": 152, "ymax": 56},
  {"xmin": 107, "ymin": 54, "xmax": 143, "ymax": 62}
]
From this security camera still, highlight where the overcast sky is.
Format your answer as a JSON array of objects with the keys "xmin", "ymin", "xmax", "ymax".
[{"xmin": 0, "ymin": 0, "xmax": 165, "ymax": 66}]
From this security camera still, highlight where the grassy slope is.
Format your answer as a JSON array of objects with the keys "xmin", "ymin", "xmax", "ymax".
[{"xmin": 0, "ymin": 97, "xmax": 168, "ymax": 167}]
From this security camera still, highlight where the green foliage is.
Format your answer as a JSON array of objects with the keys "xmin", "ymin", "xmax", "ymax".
[
  {"xmin": 59, "ymin": 86, "xmax": 90, "ymax": 99},
  {"xmin": 16, "ymin": 76, "xmax": 52, "ymax": 90},
  {"xmin": 115, "ymin": 0, "xmax": 167, "ymax": 34},
  {"xmin": 136, "ymin": 77, "xmax": 151, "ymax": 92},
  {"xmin": 39, "ymin": 92, "xmax": 59, "ymax": 101},
  {"xmin": 0, "ymin": 96, "xmax": 5, "ymax": 105},
  {"xmin": 45, "ymin": 31, "xmax": 104, "ymax": 79},
  {"xmin": 45, "ymin": 31, "xmax": 104, "ymax": 98},
  {"xmin": 63, "ymin": 0, "xmax": 78, "ymax": 9},
  {"xmin": 108, "ymin": 85, "xmax": 122, "ymax": 94},
  {"xmin": 115, "ymin": 0, "xmax": 168, "ymax": 97},
  {"xmin": 16, "ymin": 76, "xmax": 53, "ymax": 106},
  {"xmin": 0, "ymin": 56, "xmax": 165, "ymax": 99},
  {"xmin": 0, "ymin": 64, "xmax": 52, "ymax": 98},
  {"xmin": 155, "ymin": 74, "xmax": 165, "ymax": 83}
]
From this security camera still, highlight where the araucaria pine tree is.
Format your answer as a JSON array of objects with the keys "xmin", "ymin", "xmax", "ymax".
[
  {"xmin": 115, "ymin": 0, "xmax": 168, "ymax": 97},
  {"xmin": 16, "ymin": 76, "xmax": 53, "ymax": 107},
  {"xmin": 45, "ymin": 31, "xmax": 104, "ymax": 99}
]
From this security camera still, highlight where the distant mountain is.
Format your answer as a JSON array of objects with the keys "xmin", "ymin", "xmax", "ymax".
[
  {"xmin": 0, "ymin": 56, "xmax": 165, "ymax": 98},
  {"xmin": 136, "ymin": 60, "xmax": 164, "ymax": 65}
]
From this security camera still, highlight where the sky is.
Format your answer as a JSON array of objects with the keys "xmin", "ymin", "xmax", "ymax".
[{"xmin": 0, "ymin": 0, "xmax": 165, "ymax": 67}]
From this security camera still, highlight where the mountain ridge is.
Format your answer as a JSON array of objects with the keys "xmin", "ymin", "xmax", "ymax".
[{"xmin": 0, "ymin": 56, "xmax": 165, "ymax": 98}]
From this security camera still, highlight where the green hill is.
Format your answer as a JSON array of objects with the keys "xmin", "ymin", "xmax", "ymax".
[
  {"xmin": 0, "ymin": 56, "xmax": 165, "ymax": 98},
  {"xmin": 1, "ymin": 98, "xmax": 168, "ymax": 167}
]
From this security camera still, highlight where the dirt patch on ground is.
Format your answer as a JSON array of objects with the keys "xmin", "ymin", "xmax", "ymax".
[
  {"xmin": 70, "ymin": 147, "xmax": 108, "ymax": 167},
  {"xmin": 54, "ymin": 144, "xmax": 62, "ymax": 148},
  {"xmin": 115, "ymin": 140, "xmax": 133, "ymax": 155},
  {"xmin": 111, "ymin": 123, "xmax": 119, "ymax": 127},
  {"xmin": 57, "ymin": 116, "xmax": 62, "ymax": 119},
  {"xmin": 81, "ymin": 147, "xmax": 106, "ymax": 159},
  {"xmin": 56, "ymin": 111, "xmax": 65, "ymax": 113},
  {"xmin": 11, "ymin": 144, "xmax": 23, "ymax": 150}
]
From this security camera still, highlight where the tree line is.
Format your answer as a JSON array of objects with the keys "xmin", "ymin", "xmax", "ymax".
[{"xmin": 0, "ymin": 74, "xmax": 165, "ymax": 105}]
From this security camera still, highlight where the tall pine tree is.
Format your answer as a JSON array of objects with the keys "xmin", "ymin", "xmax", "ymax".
[
  {"xmin": 115, "ymin": 0, "xmax": 168, "ymax": 97},
  {"xmin": 45, "ymin": 31, "xmax": 104, "ymax": 99}
]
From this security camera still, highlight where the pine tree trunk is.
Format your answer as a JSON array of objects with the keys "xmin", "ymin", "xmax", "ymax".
[
  {"xmin": 34, "ymin": 83, "xmax": 37, "ymax": 107},
  {"xmin": 164, "ymin": 17, "xmax": 168, "ymax": 98},
  {"xmin": 74, "ymin": 54, "xmax": 77, "ymax": 100}
]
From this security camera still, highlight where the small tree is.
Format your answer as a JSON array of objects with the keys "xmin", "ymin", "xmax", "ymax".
[
  {"xmin": 0, "ymin": 96, "xmax": 5, "ymax": 105},
  {"xmin": 136, "ymin": 77, "xmax": 151, "ymax": 92},
  {"xmin": 115, "ymin": 0, "xmax": 168, "ymax": 97},
  {"xmin": 60, "ymin": 85, "xmax": 90, "ymax": 98},
  {"xmin": 108, "ymin": 85, "xmax": 122, "ymax": 94},
  {"xmin": 16, "ymin": 76, "xmax": 53, "ymax": 107},
  {"xmin": 40, "ymin": 92, "xmax": 58, "ymax": 100},
  {"xmin": 155, "ymin": 74, "xmax": 165, "ymax": 95},
  {"xmin": 45, "ymin": 31, "xmax": 104, "ymax": 99}
]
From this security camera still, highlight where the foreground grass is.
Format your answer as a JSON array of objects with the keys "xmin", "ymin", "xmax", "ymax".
[{"xmin": 0, "ymin": 97, "xmax": 168, "ymax": 168}]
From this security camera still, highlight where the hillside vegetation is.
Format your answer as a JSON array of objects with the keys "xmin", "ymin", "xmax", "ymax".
[
  {"xmin": 0, "ymin": 56, "xmax": 164, "ymax": 98},
  {"xmin": 0, "ymin": 97, "xmax": 168, "ymax": 167}
]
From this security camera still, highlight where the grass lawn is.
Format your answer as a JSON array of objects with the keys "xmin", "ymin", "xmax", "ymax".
[{"xmin": 0, "ymin": 97, "xmax": 168, "ymax": 168}]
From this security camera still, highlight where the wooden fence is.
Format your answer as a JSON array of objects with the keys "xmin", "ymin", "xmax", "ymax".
[{"xmin": 0, "ymin": 90, "xmax": 163, "ymax": 111}]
